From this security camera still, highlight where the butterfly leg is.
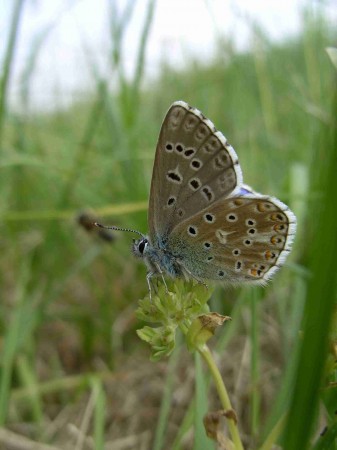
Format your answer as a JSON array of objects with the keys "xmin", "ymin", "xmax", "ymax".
[
  {"xmin": 154, "ymin": 262, "xmax": 169, "ymax": 294},
  {"xmin": 160, "ymin": 273, "xmax": 169, "ymax": 293},
  {"xmin": 146, "ymin": 272, "xmax": 154, "ymax": 301},
  {"xmin": 179, "ymin": 264, "xmax": 208, "ymax": 290},
  {"xmin": 152, "ymin": 278, "xmax": 159, "ymax": 295}
]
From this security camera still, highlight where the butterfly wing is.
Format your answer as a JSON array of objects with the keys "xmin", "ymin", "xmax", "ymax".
[
  {"xmin": 148, "ymin": 101, "xmax": 242, "ymax": 245},
  {"xmin": 165, "ymin": 189, "xmax": 296, "ymax": 283}
]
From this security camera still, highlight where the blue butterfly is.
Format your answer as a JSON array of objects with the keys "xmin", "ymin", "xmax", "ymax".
[{"xmin": 97, "ymin": 101, "xmax": 296, "ymax": 295}]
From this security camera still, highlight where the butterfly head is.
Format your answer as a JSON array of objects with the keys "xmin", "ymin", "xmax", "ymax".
[
  {"xmin": 94, "ymin": 222, "xmax": 149, "ymax": 258},
  {"xmin": 132, "ymin": 237, "xmax": 150, "ymax": 258}
]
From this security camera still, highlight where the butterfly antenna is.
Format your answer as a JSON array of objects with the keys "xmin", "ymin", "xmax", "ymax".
[{"xmin": 94, "ymin": 222, "xmax": 144, "ymax": 238}]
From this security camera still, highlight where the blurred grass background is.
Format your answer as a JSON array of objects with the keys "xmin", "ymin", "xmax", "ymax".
[{"xmin": 1, "ymin": 1, "xmax": 337, "ymax": 449}]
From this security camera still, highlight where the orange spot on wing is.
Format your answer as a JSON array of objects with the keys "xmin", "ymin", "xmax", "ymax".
[
  {"xmin": 257, "ymin": 202, "xmax": 266, "ymax": 212},
  {"xmin": 271, "ymin": 236, "xmax": 283, "ymax": 245},
  {"xmin": 270, "ymin": 213, "xmax": 286, "ymax": 222},
  {"xmin": 265, "ymin": 250, "xmax": 276, "ymax": 260},
  {"xmin": 273, "ymin": 224, "xmax": 286, "ymax": 232},
  {"xmin": 234, "ymin": 199, "xmax": 244, "ymax": 206}
]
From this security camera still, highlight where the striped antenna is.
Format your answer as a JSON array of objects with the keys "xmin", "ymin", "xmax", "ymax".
[{"xmin": 94, "ymin": 222, "xmax": 144, "ymax": 238}]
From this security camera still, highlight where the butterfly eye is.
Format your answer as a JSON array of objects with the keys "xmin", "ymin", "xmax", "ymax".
[
  {"xmin": 132, "ymin": 238, "xmax": 149, "ymax": 258},
  {"xmin": 138, "ymin": 239, "xmax": 148, "ymax": 254}
]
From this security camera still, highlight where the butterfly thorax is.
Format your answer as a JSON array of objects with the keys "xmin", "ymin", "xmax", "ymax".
[{"xmin": 132, "ymin": 236, "xmax": 184, "ymax": 278}]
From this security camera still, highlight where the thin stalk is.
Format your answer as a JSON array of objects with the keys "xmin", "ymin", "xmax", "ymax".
[
  {"xmin": 91, "ymin": 378, "xmax": 106, "ymax": 450},
  {"xmin": 253, "ymin": 34, "xmax": 277, "ymax": 135},
  {"xmin": 16, "ymin": 355, "xmax": 43, "ymax": 424},
  {"xmin": 57, "ymin": 93, "xmax": 104, "ymax": 207},
  {"xmin": 132, "ymin": 0, "xmax": 156, "ymax": 104},
  {"xmin": 0, "ymin": 0, "xmax": 26, "ymax": 148},
  {"xmin": 2, "ymin": 200, "xmax": 148, "ymax": 222},
  {"xmin": 153, "ymin": 344, "xmax": 181, "ymax": 450},
  {"xmin": 197, "ymin": 344, "xmax": 244, "ymax": 450},
  {"xmin": 259, "ymin": 414, "xmax": 286, "ymax": 450},
  {"xmin": 0, "ymin": 260, "xmax": 30, "ymax": 425},
  {"xmin": 281, "ymin": 77, "xmax": 337, "ymax": 450},
  {"xmin": 250, "ymin": 289, "xmax": 260, "ymax": 439}
]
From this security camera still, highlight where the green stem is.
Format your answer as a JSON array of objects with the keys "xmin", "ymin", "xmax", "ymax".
[
  {"xmin": 0, "ymin": 0, "xmax": 26, "ymax": 148},
  {"xmin": 197, "ymin": 344, "xmax": 244, "ymax": 450},
  {"xmin": 250, "ymin": 289, "xmax": 260, "ymax": 438},
  {"xmin": 259, "ymin": 414, "xmax": 286, "ymax": 450}
]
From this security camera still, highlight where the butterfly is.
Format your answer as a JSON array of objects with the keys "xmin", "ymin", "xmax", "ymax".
[{"xmin": 96, "ymin": 101, "xmax": 296, "ymax": 295}]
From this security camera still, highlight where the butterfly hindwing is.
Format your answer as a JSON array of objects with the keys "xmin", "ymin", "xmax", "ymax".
[{"xmin": 165, "ymin": 192, "xmax": 296, "ymax": 283}]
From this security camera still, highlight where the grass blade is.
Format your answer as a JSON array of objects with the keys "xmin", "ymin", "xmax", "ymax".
[
  {"xmin": 281, "ymin": 82, "xmax": 337, "ymax": 449},
  {"xmin": 0, "ymin": 0, "xmax": 26, "ymax": 147}
]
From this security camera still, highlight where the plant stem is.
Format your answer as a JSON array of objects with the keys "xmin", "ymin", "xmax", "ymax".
[
  {"xmin": 0, "ymin": 0, "xmax": 26, "ymax": 148},
  {"xmin": 197, "ymin": 344, "xmax": 244, "ymax": 450},
  {"xmin": 259, "ymin": 414, "xmax": 286, "ymax": 450}
]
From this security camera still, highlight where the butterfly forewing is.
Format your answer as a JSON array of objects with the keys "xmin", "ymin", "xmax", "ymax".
[
  {"xmin": 165, "ymin": 193, "xmax": 296, "ymax": 283},
  {"xmin": 148, "ymin": 101, "xmax": 242, "ymax": 243}
]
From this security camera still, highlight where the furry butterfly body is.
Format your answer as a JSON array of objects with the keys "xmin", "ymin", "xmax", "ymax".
[{"xmin": 99, "ymin": 101, "xmax": 296, "ymax": 290}]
